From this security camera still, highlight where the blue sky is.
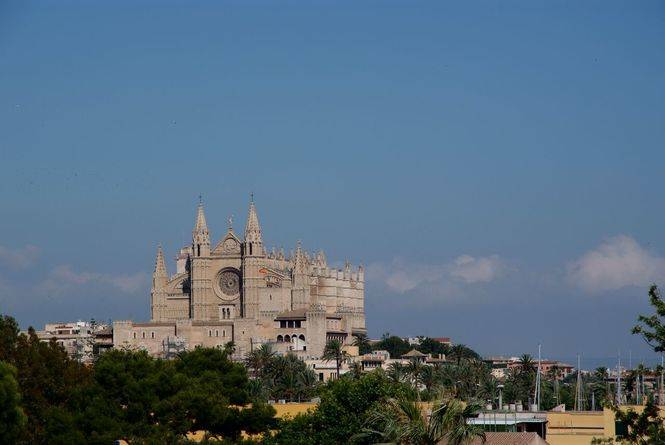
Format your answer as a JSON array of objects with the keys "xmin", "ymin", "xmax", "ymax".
[{"xmin": 1, "ymin": 1, "xmax": 664, "ymax": 363}]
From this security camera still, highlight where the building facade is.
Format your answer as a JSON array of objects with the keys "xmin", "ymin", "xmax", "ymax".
[{"xmin": 113, "ymin": 198, "xmax": 366, "ymax": 359}]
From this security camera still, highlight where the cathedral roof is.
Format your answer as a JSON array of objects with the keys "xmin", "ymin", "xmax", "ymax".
[{"xmin": 275, "ymin": 308, "xmax": 307, "ymax": 320}]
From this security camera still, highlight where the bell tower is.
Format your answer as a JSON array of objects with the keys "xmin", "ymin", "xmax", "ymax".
[
  {"xmin": 150, "ymin": 244, "xmax": 168, "ymax": 321},
  {"xmin": 191, "ymin": 198, "xmax": 212, "ymax": 320},
  {"xmin": 242, "ymin": 195, "xmax": 265, "ymax": 319}
]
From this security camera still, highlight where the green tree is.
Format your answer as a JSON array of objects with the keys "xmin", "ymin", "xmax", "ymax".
[
  {"xmin": 372, "ymin": 335, "xmax": 412, "ymax": 359},
  {"xmin": 632, "ymin": 285, "xmax": 665, "ymax": 352},
  {"xmin": 416, "ymin": 337, "xmax": 451, "ymax": 356},
  {"xmin": 447, "ymin": 344, "xmax": 480, "ymax": 365},
  {"xmin": 267, "ymin": 370, "xmax": 412, "ymax": 445},
  {"xmin": 362, "ymin": 397, "xmax": 485, "ymax": 445},
  {"xmin": 322, "ymin": 339, "xmax": 349, "ymax": 379},
  {"xmin": 262, "ymin": 353, "xmax": 317, "ymax": 402},
  {"xmin": 613, "ymin": 396, "xmax": 665, "ymax": 444},
  {"xmin": 352, "ymin": 333, "xmax": 372, "ymax": 355},
  {"xmin": 245, "ymin": 343, "xmax": 276, "ymax": 379},
  {"xmin": 0, "ymin": 361, "xmax": 26, "ymax": 443}
]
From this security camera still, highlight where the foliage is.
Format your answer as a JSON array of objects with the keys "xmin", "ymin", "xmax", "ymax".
[
  {"xmin": 632, "ymin": 285, "xmax": 665, "ymax": 352},
  {"xmin": 0, "ymin": 360, "xmax": 27, "ymax": 443},
  {"xmin": 322, "ymin": 339, "xmax": 349, "ymax": 378},
  {"xmin": 0, "ymin": 314, "xmax": 277, "ymax": 444},
  {"xmin": 361, "ymin": 397, "xmax": 485, "ymax": 445},
  {"xmin": 261, "ymin": 353, "xmax": 318, "ymax": 402},
  {"xmin": 352, "ymin": 333, "xmax": 372, "ymax": 355},
  {"xmin": 612, "ymin": 396, "xmax": 665, "ymax": 444},
  {"xmin": 371, "ymin": 334, "xmax": 413, "ymax": 359},
  {"xmin": 265, "ymin": 370, "xmax": 412, "ymax": 445}
]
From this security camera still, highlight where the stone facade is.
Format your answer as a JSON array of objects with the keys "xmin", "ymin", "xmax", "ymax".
[{"xmin": 113, "ymin": 198, "xmax": 366, "ymax": 359}]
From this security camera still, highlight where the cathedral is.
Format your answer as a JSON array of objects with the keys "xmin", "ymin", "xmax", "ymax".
[{"xmin": 113, "ymin": 198, "xmax": 366, "ymax": 359}]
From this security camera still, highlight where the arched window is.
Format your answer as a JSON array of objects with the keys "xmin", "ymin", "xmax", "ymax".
[
  {"xmin": 284, "ymin": 335, "xmax": 291, "ymax": 343},
  {"xmin": 133, "ymin": 332, "xmax": 136, "ymax": 339},
  {"xmin": 277, "ymin": 335, "xmax": 283, "ymax": 342},
  {"xmin": 299, "ymin": 334, "xmax": 306, "ymax": 341},
  {"xmin": 215, "ymin": 330, "xmax": 219, "ymax": 337},
  {"xmin": 151, "ymin": 332, "xmax": 155, "ymax": 339},
  {"xmin": 208, "ymin": 330, "xmax": 212, "ymax": 337},
  {"xmin": 197, "ymin": 244, "xmax": 201, "ymax": 256},
  {"xmin": 142, "ymin": 332, "xmax": 145, "ymax": 339}
]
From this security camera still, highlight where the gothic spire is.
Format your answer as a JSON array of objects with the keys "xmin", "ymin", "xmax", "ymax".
[
  {"xmin": 293, "ymin": 240, "xmax": 307, "ymax": 273},
  {"xmin": 244, "ymin": 197, "xmax": 263, "ymax": 244},
  {"xmin": 192, "ymin": 199, "xmax": 211, "ymax": 257},
  {"xmin": 154, "ymin": 244, "xmax": 167, "ymax": 277},
  {"xmin": 194, "ymin": 200, "xmax": 209, "ymax": 237}
]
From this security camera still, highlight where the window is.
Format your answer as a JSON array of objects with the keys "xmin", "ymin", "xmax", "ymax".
[
  {"xmin": 295, "ymin": 320, "xmax": 301, "ymax": 328},
  {"xmin": 215, "ymin": 330, "xmax": 219, "ymax": 337},
  {"xmin": 142, "ymin": 332, "xmax": 145, "ymax": 339},
  {"xmin": 277, "ymin": 335, "xmax": 283, "ymax": 342},
  {"xmin": 133, "ymin": 332, "xmax": 136, "ymax": 339},
  {"xmin": 151, "ymin": 332, "xmax": 155, "ymax": 339},
  {"xmin": 208, "ymin": 330, "xmax": 212, "ymax": 337},
  {"xmin": 299, "ymin": 334, "xmax": 306, "ymax": 341},
  {"xmin": 319, "ymin": 373, "xmax": 324, "ymax": 381},
  {"xmin": 280, "ymin": 320, "xmax": 286, "ymax": 328},
  {"xmin": 223, "ymin": 330, "xmax": 226, "ymax": 337}
]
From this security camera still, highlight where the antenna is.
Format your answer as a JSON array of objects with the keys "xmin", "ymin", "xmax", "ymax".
[
  {"xmin": 660, "ymin": 355, "xmax": 664, "ymax": 405},
  {"xmin": 574, "ymin": 354, "xmax": 584, "ymax": 411},
  {"xmin": 533, "ymin": 343, "xmax": 542, "ymax": 411},
  {"xmin": 616, "ymin": 351, "xmax": 622, "ymax": 406}
]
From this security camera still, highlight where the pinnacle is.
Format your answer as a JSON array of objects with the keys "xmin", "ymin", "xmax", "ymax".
[
  {"xmin": 154, "ymin": 245, "xmax": 167, "ymax": 276},
  {"xmin": 194, "ymin": 202, "xmax": 209, "ymax": 235},
  {"xmin": 244, "ymin": 199, "xmax": 262, "ymax": 244}
]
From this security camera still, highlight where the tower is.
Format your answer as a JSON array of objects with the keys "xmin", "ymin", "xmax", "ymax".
[
  {"xmin": 191, "ymin": 200, "xmax": 212, "ymax": 320},
  {"xmin": 291, "ymin": 240, "xmax": 310, "ymax": 310},
  {"xmin": 242, "ymin": 196, "xmax": 265, "ymax": 319},
  {"xmin": 150, "ymin": 244, "xmax": 168, "ymax": 321}
]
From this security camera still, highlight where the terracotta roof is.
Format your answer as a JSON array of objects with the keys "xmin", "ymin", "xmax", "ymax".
[
  {"xmin": 444, "ymin": 432, "xmax": 548, "ymax": 445},
  {"xmin": 402, "ymin": 349, "xmax": 427, "ymax": 357}
]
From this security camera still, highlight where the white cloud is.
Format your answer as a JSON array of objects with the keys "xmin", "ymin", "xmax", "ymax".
[
  {"xmin": 450, "ymin": 254, "xmax": 505, "ymax": 283},
  {"xmin": 40, "ymin": 265, "xmax": 149, "ymax": 295},
  {"xmin": 0, "ymin": 245, "xmax": 40, "ymax": 269},
  {"xmin": 567, "ymin": 235, "xmax": 665, "ymax": 294},
  {"xmin": 367, "ymin": 254, "xmax": 509, "ymax": 294}
]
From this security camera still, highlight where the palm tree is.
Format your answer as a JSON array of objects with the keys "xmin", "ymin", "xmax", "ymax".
[
  {"xmin": 388, "ymin": 362, "xmax": 406, "ymax": 383},
  {"xmin": 448, "ymin": 345, "xmax": 468, "ymax": 366},
  {"xmin": 245, "ymin": 343, "xmax": 276, "ymax": 378},
  {"xmin": 349, "ymin": 360, "xmax": 364, "ymax": 379},
  {"xmin": 362, "ymin": 397, "xmax": 485, "ymax": 445},
  {"xmin": 406, "ymin": 360, "xmax": 425, "ymax": 396},
  {"xmin": 518, "ymin": 354, "xmax": 535, "ymax": 373},
  {"xmin": 352, "ymin": 333, "xmax": 372, "ymax": 355},
  {"xmin": 322, "ymin": 339, "xmax": 349, "ymax": 378},
  {"xmin": 223, "ymin": 341, "xmax": 236, "ymax": 356},
  {"xmin": 420, "ymin": 365, "xmax": 441, "ymax": 395}
]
